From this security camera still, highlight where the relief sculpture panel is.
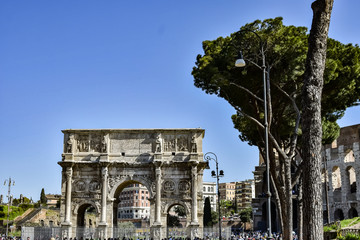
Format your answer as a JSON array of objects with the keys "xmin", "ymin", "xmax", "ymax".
[{"xmin": 77, "ymin": 135, "xmax": 89, "ymax": 152}]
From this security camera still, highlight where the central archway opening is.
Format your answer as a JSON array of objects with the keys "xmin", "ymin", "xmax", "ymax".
[
  {"xmin": 113, "ymin": 180, "xmax": 152, "ymax": 239},
  {"xmin": 166, "ymin": 204, "xmax": 187, "ymax": 238}
]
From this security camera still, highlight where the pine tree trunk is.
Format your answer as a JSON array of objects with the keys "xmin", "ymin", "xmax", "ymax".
[
  {"xmin": 301, "ymin": 1, "xmax": 334, "ymax": 240},
  {"xmin": 298, "ymin": 177, "xmax": 303, "ymax": 240},
  {"xmin": 284, "ymin": 157, "xmax": 293, "ymax": 240}
]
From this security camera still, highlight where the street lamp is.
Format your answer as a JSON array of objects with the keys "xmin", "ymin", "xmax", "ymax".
[
  {"xmin": 4, "ymin": 177, "xmax": 15, "ymax": 238},
  {"xmin": 235, "ymin": 30, "xmax": 273, "ymax": 239},
  {"xmin": 204, "ymin": 152, "xmax": 224, "ymax": 240}
]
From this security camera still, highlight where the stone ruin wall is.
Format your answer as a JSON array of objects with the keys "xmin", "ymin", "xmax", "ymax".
[{"xmin": 322, "ymin": 124, "xmax": 360, "ymax": 222}]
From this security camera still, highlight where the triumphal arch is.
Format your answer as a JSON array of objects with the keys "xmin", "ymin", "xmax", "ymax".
[{"xmin": 58, "ymin": 129, "xmax": 207, "ymax": 239}]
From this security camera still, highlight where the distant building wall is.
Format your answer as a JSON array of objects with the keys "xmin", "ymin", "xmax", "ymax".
[{"xmin": 203, "ymin": 182, "xmax": 217, "ymax": 211}]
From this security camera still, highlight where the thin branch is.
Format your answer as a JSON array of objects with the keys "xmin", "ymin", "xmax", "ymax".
[
  {"xmin": 245, "ymin": 58, "xmax": 262, "ymax": 70},
  {"xmin": 273, "ymin": 83, "xmax": 301, "ymax": 159},
  {"xmin": 229, "ymin": 82, "xmax": 264, "ymax": 103},
  {"xmin": 266, "ymin": 65, "xmax": 273, "ymax": 128},
  {"xmin": 292, "ymin": 160, "xmax": 304, "ymax": 188},
  {"xmin": 223, "ymin": 90, "xmax": 288, "ymax": 161}
]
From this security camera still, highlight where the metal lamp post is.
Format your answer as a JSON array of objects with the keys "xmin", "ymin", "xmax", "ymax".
[
  {"xmin": 204, "ymin": 152, "xmax": 224, "ymax": 240},
  {"xmin": 4, "ymin": 177, "xmax": 15, "ymax": 238},
  {"xmin": 235, "ymin": 30, "xmax": 273, "ymax": 239}
]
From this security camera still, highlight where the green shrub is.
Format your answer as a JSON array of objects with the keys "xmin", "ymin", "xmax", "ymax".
[
  {"xmin": 344, "ymin": 233, "xmax": 360, "ymax": 240},
  {"xmin": 324, "ymin": 224, "xmax": 337, "ymax": 232},
  {"xmin": 19, "ymin": 203, "xmax": 33, "ymax": 211}
]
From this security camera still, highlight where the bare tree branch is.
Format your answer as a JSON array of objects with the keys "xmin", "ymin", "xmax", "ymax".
[{"xmin": 229, "ymin": 82, "xmax": 264, "ymax": 102}]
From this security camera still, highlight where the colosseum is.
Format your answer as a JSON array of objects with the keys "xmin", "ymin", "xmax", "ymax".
[{"xmin": 322, "ymin": 124, "xmax": 360, "ymax": 222}]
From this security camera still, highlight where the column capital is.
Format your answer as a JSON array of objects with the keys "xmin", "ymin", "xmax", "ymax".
[
  {"xmin": 65, "ymin": 167, "xmax": 73, "ymax": 178},
  {"xmin": 154, "ymin": 160, "xmax": 163, "ymax": 168},
  {"xmin": 101, "ymin": 166, "xmax": 108, "ymax": 178}
]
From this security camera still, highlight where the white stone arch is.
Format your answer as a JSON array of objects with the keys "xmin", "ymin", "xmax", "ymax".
[
  {"xmin": 59, "ymin": 129, "xmax": 207, "ymax": 240},
  {"xmin": 108, "ymin": 174, "xmax": 155, "ymax": 200},
  {"xmin": 332, "ymin": 166, "xmax": 342, "ymax": 190}
]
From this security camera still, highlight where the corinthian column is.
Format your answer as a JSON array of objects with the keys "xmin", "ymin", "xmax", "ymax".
[
  {"xmin": 65, "ymin": 167, "xmax": 73, "ymax": 223},
  {"xmin": 100, "ymin": 166, "xmax": 108, "ymax": 224},
  {"xmin": 154, "ymin": 162, "xmax": 162, "ymax": 224},
  {"xmin": 191, "ymin": 163, "xmax": 198, "ymax": 224}
]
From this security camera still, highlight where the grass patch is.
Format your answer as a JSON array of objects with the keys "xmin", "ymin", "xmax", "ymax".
[
  {"xmin": 0, "ymin": 204, "xmax": 34, "ymax": 222},
  {"xmin": 324, "ymin": 217, "xmax": 360, "ymax": 232}
]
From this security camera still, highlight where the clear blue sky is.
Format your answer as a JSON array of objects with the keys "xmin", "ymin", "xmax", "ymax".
[{"xmin": 0, "ymin": 1, "xmax": 359, "ymax": 201}]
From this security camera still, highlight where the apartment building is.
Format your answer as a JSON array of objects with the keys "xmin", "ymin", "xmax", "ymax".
[
  {"xmin": 203, "ymin": 182, "xmax": 217, "ymax": 211},
  {"xmin": 118, "ymin": 184, "xmax": 150, "ymax": 222},
  {"xmin": 219, "ymin": 182, "xmax": 236, "ymax": 201},
  {"xmin": 235, "ymin": 179, "xmax": 255, "ymax": 211}
]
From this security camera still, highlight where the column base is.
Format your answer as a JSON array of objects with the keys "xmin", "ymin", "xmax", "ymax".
[
  {"xmin": 188, "ymin": 223, "xmax": 200, "ymax": 239},
  {"xmin": 150, "ymin": 224, "xmax": 163, "ymax": 240},
  {"xmin": 61, "ymin": 223, "xmax": 72, "ymax": 239},
  {"xmin": 98, "ymin": 223, "xmax": 108, "ymax": 239}
]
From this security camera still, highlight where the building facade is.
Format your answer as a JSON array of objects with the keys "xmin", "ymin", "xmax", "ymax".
[
  {"xmin": 235, "ymin": 180, "xmax": 255, "ymax": 212},
  {"xmin": 219, "ymin": 182, "xmax": 236, "ymax": 201},
  {"xmin": 202, "ymin": 182, "xmax": 217, "ymax": 211},
  {"xmin": 118, "ymin": 184, "xmax": 150, "ymax": 222}
]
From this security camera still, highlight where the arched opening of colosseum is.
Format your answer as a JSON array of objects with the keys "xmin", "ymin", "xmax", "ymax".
[
  {"xmin": 345, "ymin": 149, "xmax": 355, "ymax": 163},
  {"xmin": 332, "ymin": 166, "xmax": 342, "ymax": 191},
  {"xmin": 77, "ymin": 204, "xmax": 98, "ymax": 227},
  {"xmin": 346, "ymin": 166, "xmax": 357, "ymax": 194},
  {"xmin": 334, "ymin": 209, "xmax": 344, "ymax": 221},
  {"xmin": 348, "ymin": 207, "xmax": 358, "ymax": 219},
  {"xmin": 113, "ymin": 180, "xmax": 152, "ymax": 228},
  {"xmin": 166, "ymin": 203, "xmax": 188, "ymax": 237}
]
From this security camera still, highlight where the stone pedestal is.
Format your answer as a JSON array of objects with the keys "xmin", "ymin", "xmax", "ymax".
[
  {"xmin": 150, "ymin": 224, "xmax": 163, "ymax": 240},
  {"xmin": 61, "ymin": 222, "xmax": 72, "ymax": 239},
  {"xmin": 188, "ymin": 223, "xmax": 200, "ymax": 239},
  {"xmin": 98, "ymin": 223, "xmax": 108, "ymax": 240}
]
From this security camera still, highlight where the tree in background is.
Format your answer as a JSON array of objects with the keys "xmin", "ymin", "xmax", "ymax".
[
  {"xmin": 220, "ymin": 200, "xmax": 236, "ymax": 217},
  {"xmin": 203, "ymin": 197, "xmax": 213, "ymax": 227},
  {"xmin": 211, "ymin": 210, "xmax": 218, "ymax": 225},
  {"xmin": 174, "ymin": 205, "xmax": 186, "ymax": 217},
  {"xmin": 40, "ymin": 188, "xmax": 46, "ymax": 204},
  {"xmin": 192, "ymin": 15, "xmax": 360, "ymax": 239},
  {"xmin": 239, "ymin": 207, "xmax": 252, "ymax": 223}
]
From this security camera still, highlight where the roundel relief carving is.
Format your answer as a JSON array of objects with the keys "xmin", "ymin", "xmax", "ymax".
[
  {"xmin": 75, "ymin": 180, "xmax": 86, "ymax": 192},
  {"xmin": 163, "ymin": 180, "xmax": 175, "ymax": 192},
  {"xmin": 178, "ymin": 180, "xmax": 190, "ymax": 192},
  {"xmin": 89, "ymin": 180, "xmax": 101, "ymax": 192}
]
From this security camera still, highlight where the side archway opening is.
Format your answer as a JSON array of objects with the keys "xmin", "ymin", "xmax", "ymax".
[{"xmin": 76, "ymin": 204, "xmax": 97, "ymax": 227}]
